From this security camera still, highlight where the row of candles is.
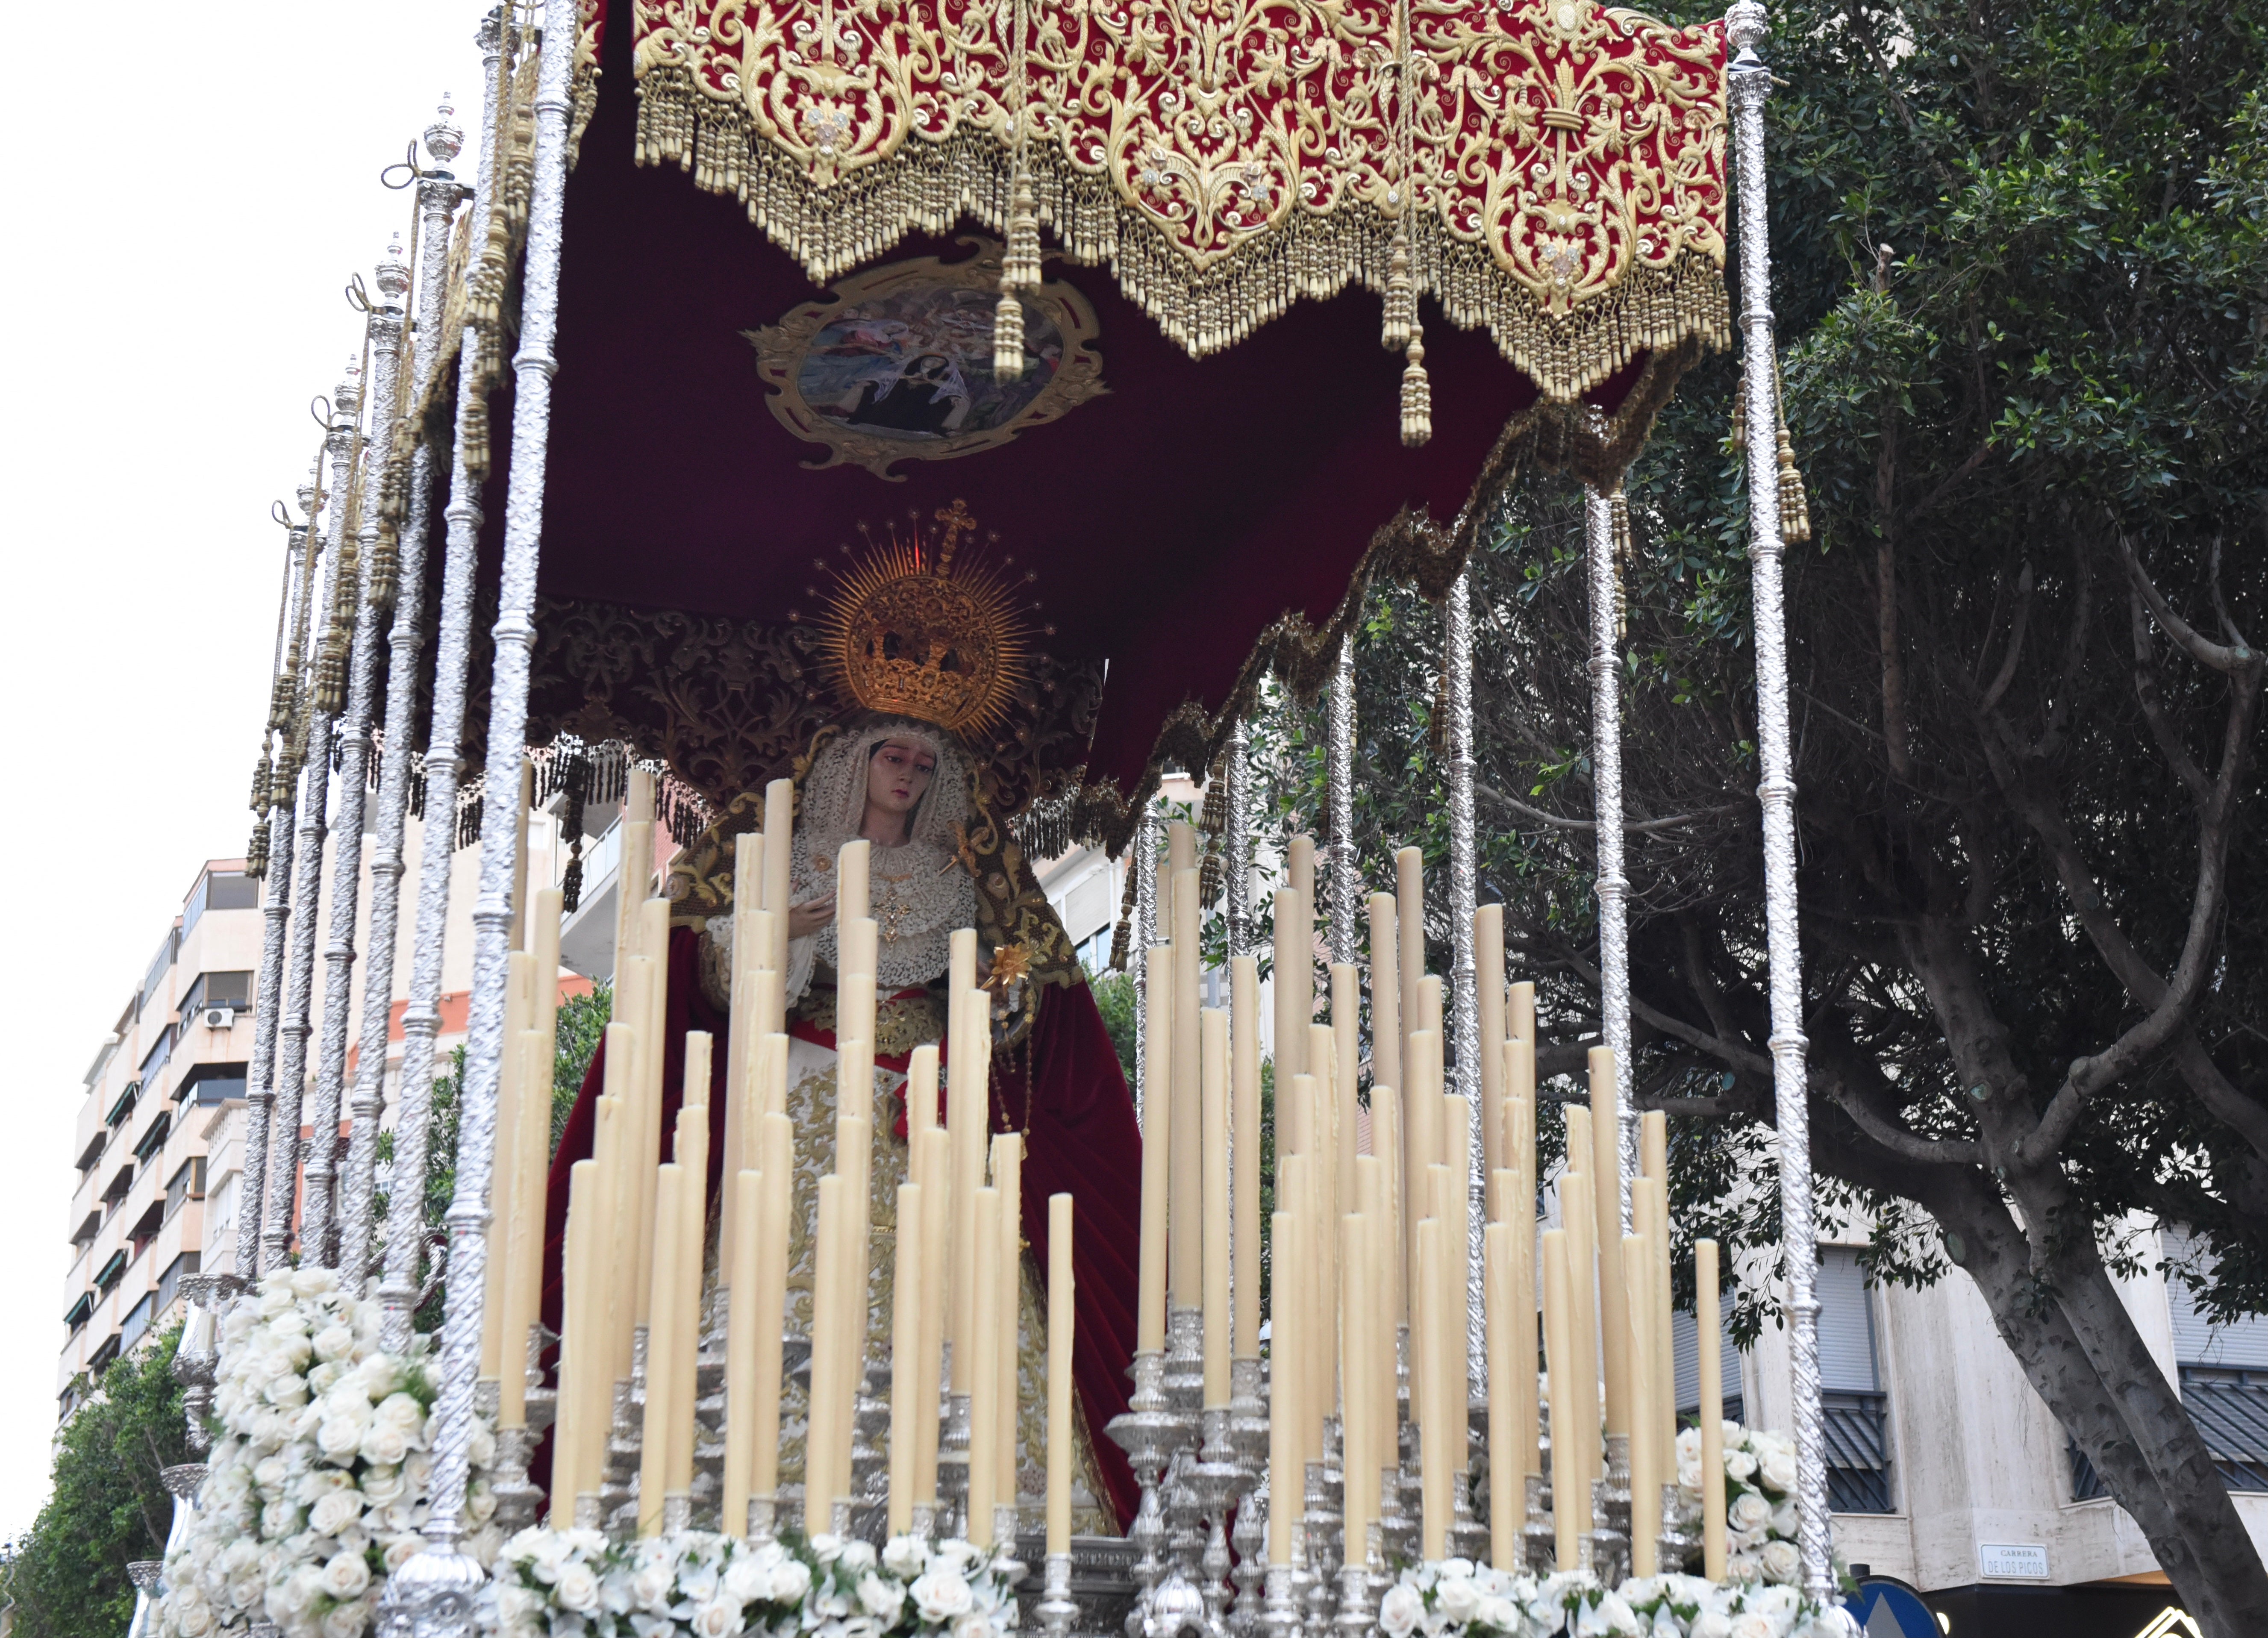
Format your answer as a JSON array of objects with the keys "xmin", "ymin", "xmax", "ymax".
[
  {"xmin": 472, "ymin": 779, "xmax": 1735, "ymax": 1585},
  {"xmin": 1133, "ymin": 826, "xmax": 1734, "ymax": 1583},
  {"xmin": 474, "ymin": 773, "xmax": 1085, "ymax": 1556}
]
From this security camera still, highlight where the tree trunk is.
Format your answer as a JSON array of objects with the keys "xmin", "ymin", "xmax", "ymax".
[{"xmin": 1921, "ymin": 1170, "xmax": 2268, "ymax": 1635}]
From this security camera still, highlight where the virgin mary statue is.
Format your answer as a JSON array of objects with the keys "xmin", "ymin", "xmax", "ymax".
[{"xmin": 542, "ymin": 525, "xmax": 1144, "ymax": 1534}]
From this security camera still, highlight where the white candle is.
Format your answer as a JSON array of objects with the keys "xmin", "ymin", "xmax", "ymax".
[
  {"xmin": 1201, "ymin": 1006, "xmax": 1231, "ymax": 1407},
  {"xmin": 750, "ymin": 1115, "xmax": 793, "ymax": 1501},
  {"xmin": 1171, "ymin": 868, "xmax": 1202, "ymax": 1312},
  {"xmin": 914, "ymin": 1127, "xmax": 952, "ymax": 1505},
  {"xmin": 763, "ymin": 778, "xmax": 793, "ymax": 979},
  {"xmin": 992, "ymin": 1132, "xmax": 1023, "ymax": 1520},
  {"xmin": 723, "ymin": 1169, "xmax": 762, "ymax": 1535},
  {"xmin": 1046, "ymin": 1193, "xmax": 1076, "ymax": 1556},
  {"xmin": 1485, "ymin": 1218, "xmax": 1520, "ymax": 1564},
  {"xmin": 1136, "ymin": 947, "xmax": 1174, "ymax": 1353},
  {"xmin": 1267, "ymin": 1208, "xmax": 1301, "ymax": 1566},
  {"xmin": 638, "ymin": 1163, "xmax": 686, "ymax": 1534},
  {"xmin": 1394, "ymin": 847, "xmax": 1424, "ymax": 1085},
  {"xmin": 1626, "ymin": 1229, "xmax": 1658, "ymax": 1577},
  {"xmin": 887, "ymin": 1181, "xmax": 924, "ymax": 1536},
  {"xmin": 838, "ymin": 838, "xmax": 870, "ymax": 923},
  {"xmin": 1272, "ymin": 888, "xmax": 1306, "ymax": 1088},
  {"xmin": 1541, "ymin": 1229, "xmax": 1579, "ymax": 1571},
  {"xmin": 1697, "ymin": 1239, "xmax": 1728, "ymax": 1581},
  {"xmin": 1367, "ymin": 892, "xmax": 1401, "ymax": 1112},
  {"xmin": 805, "ymin": 1176, "xmax": 846, "ymax": 1536},
  {"xmin": 967, "ymin": 1187, "xmax": 1002, "ymax": 1545},
  {"xmin": 1230, "ymin": 956, "xmax": 1261, "ymax": 1359}
]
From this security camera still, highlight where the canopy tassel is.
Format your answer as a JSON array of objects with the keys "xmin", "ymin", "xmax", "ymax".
[
  {"xmin": 994, "ymin": 170, "xmax": 1040, "ymax": 379},
  {"xmin": 1610, "ymin": 486, "xmax": 1633, "ymax": 638},
  {"xmin": 1382, "ymin": 228, "xmax": 1413, "ymax": 351},
  {"xmin": 1400, "ymin": 330, "xmax": 1431, "ymax": 447}
]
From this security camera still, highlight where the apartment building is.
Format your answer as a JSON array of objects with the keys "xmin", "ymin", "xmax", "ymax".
[{"xmin": 59, "ymin": 861, "xmax": 260, "ymax": 1417}]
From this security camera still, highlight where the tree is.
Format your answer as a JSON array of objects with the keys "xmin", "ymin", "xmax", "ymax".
[
  {"xmin": 2, "ymin": 1326, "xmax": 189, "ymax": 1638},
  {"xmin": 1249, "ymin": 1, "xmax": 2268, "ymax": 1626}
]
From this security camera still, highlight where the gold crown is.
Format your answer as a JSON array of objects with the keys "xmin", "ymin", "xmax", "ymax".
[{"xmin": 814, "ymin": 500, "xmax": 1031, "ymax": 738}]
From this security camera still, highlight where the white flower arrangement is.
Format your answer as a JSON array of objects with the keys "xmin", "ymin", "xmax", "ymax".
[
  {"xmin": 157, "ymin": 1267, "xmax": 499, "ymax": 1638},
  {"xmin": 1380, "ymin": 1559, "xmax": 1850, "ymax": 1638},
  {"xmin": 482, "ymin": 1529, "xmax": 1022, "ymax": 1638},
  {"xmin": 1673, "ymin": 1424, "xmax": 1808, "ymax": 1587}
]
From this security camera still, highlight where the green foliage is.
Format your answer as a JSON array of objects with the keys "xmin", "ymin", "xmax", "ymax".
[
  {"xmin": 1091, "ymin": 969, "xmax": 1137, "ymax": 1086},
  {"xmin": 1, "ymin": 1326, "xmax": 189, "ymax": 1638},
  {"xmin": 553, "ymin": 984, "xmax": 612, "ymax": 1157}
]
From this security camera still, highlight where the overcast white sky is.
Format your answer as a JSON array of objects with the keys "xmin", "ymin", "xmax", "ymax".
[{"xmin": 0, "ymin": 3, "xmax": 488, "ymax": 1541}]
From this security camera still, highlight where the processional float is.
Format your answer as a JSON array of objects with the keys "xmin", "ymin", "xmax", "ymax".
[{"xmin": 158, "ymin": 0, "xmax": 1846, "ymax": 1634}]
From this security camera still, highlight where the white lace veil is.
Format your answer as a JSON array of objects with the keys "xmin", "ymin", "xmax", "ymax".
[{"xmin": 784, "ymin": 717, "xmax": 978, "ymax": 999}]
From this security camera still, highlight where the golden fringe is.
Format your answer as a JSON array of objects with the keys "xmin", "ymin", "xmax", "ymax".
[{"xmin": 632, "ymin": 66, "xmax": 1729, "ymax": 406}]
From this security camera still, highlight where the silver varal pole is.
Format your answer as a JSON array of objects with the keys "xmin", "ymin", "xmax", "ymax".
[
  {"xmin": 304, "ymin": 257, "xmax": 406, "ymax": 1267},
  {"xmin": 383, "ymin": 0, "xmax": 575, "ymax": 1620},
  {"xmin": 1224, "ymin": 722, "xmax": 1251, "ymax": 960},
  {"xmin": 378, "ymin": 14, "xmax": 511, "ymax": 1356},
  {"xmin": 239, "ymin": 510, "xmax": 310, "ymax": 1285},
  {"xmin": 1585, "ymin": 485, "xmax": 1637, "ymax": 1226},
  {"xmin": 338, "ymin": 107, "xmax": 468, "ymax": 1288},
  {"xmin": 1445, "ymin": 570, "xmax": 1486, "ymax": 1370},
  {"xmin": 1327, "ymin": 633, "xmax": 1358, "ymax": 969},
  {"xmin": 264, "ymin": 375, "xmax": 361, "ymax": 1270},
  {"xmin": 1133, "ymin": 802, "xmax": 1158, "ymax": 1128},
  {"xmin": 1729, "ymin": 0, "xmax": 1832, "ymax": 1602}
]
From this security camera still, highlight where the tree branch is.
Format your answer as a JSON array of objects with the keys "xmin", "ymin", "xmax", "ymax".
[
  {"xmin": 1475, "ymin": 781, "xmax": 1735, "ymax": 834},
  {"xmin": 2121, "ymin": 533, "xmax": 2257, "ymax": 673},
  {"xmin": 2130, "ymin": 580, "xmax": 2211, "ymax": 804}
]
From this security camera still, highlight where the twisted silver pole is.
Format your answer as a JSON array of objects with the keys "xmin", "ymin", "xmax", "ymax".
[
  {"xmin": 304, "ymin": 266, "xmax": 406, "ymax": 1267},
  {"xmin": 378, "ymin": 15, "xmax": 511, "ymax": 1357},
  {"xmin": 1133, "ymin": 803, "xmax": 1158, "ymax": 1128},
  {"xmin": 1224, "ymin": 723, "xmax": 1251, "ymax": 960},
  {"xmin": 1446, "ymin": 571, "xmax": 1486, "ymax": 1375},
  {"xmin": 1585, "ymin": 486, "xmax": 1637, "ymax": 1227},
  {"xmin": 337, "ymin": 110, "xmax": 468, "ymax": 1289},
  {"xmin": 1327, "ymin": 634, "xmax": 1359, "ymax": 970},
  {"xmin": 1728, "ymin": 0, "xmax": 1832, "ymax": 1600},
  {"xmin": 395, "ymin": 0, "xmax": 574, "ymax": 1609},
  {"xmin": 264, "ymin": 376, "xmax": 362, "ymax": 1270},
  {"xmin": 240, "ymin": 513, "xmax": 311, "ymax": 1283}
]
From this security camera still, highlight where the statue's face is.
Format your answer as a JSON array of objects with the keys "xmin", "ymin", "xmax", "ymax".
[{"xmin": 866, "ymin": 737, "xmax": 938, "ymax": 828}]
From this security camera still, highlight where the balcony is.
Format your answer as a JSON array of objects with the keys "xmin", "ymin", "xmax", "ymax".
[{"xmin": 1823, "ymin": 1389, "xmax": 1893, "ymax": 1513}]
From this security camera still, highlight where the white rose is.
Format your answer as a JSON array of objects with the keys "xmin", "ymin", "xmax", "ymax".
[
  {"xmin": 309, "ymin": 1491, "xmax": 363, "ymax": 1538},
  {"xmin": 350, "ymin": 1357, "xmax": 401, "ymax": 1400},
  {"xmin": 858, "ymin": 1573, "xmax": 906, "ymax": 1622},
  {"xmin": 768, "ymin": 1560, "xmax": 812, "ymax": 1604},
  {"xmin": 691, "ymin": 1599, "xmax": 741, "ymax": 1638},
  {"xmin": 269, "ymin": 1567, "xmax": 322, "ymax": 1620},
  {"xmin": 1759, "ymin": 1541, "xmax": 1802, "ymax": 1586},
  {"xmin": 882, "ymin": 1535, "xmax": 928, "ymax": 1580},
  {"xmin": 321, "ymin": 1597, "xmax": 370, "ymax": 1638},
  {"xmin": 1727, "ymin": 1492, "xmax": 1773, "ymax": 1534},
  {"xmin": 469, "ymin": 1428, "xmax": 497, "ymax": 1469},
  {"xmin": 307, "ymin": 1362, "xmax": 345, "ymax": 1396},
  {"xmin": 293, "ymin": 1267, "xmax": 338, "ymax": 1298},
  {"xmin": 361, "ymin": 1466, "xmax": 407, "ymax": 1506},
  {"xmin": 255, "ymin": 1458, "xmax": 291, "ymax": 1491},
  {"xmin": 359, "ymin": 1426, "xmax": 412, "ymax": 1467},
  {"xmin": 1724, "ymin": 1449, "xmax": 1758, "ymax": 1482},
  {"xmin": 1730, "ymin": 1616, "xmax": 1776, "ymax": 1638},
  {"xmin": 1587, "ymin": 1591, "xmax": 1641, "ymax": 1637},
  {"xmin": 555, "ymin": 1563, "xmax": 602, "ymax": 1614},
  {"xmin": 1377, "ymin": 1584, "xmax": 1424, "ymax": 1638},
  {"xmin": 260, "ymin": 1500, "xmax": 302, "ymax": 1539},
  {"xmin": 1769, "ymin": 1500, "xmax": 1798, "ymax": 1538},
  {"xmin": 950, "ymin": 1613, "xmax": 992, "ymax": 1638},
  {"xmin": 176, "ymin": 1595, "xmax": 215, "ymax": 1638},
  {"xmin": 911, "ymin": 1567, "xmax": 975, "ymax": 1623},
  {"xmin": 1437, "ymin": 1573, "xmax": 1483, "ymax": 1623},
  {"xmin": 318, "ymin": 1552, "xmax": 371, "ymax": 1602},
  {"xmin": 839, "ymin": 1540, "xmax": 878, "ymax": 1575},
  {"xmin": 1752, "ymin": 1586, "xmax": 1800, "ymax": 1621},
  {"xmin": 722, "ymin": 1556, "xmax": 771, "ymax": 1604},
  {"xmin": 631, "ymin": 1563, "xmax": 675, "ymax": 1610},
  {"xmin": 312, "ymin": 1326, "xmax": 356, "ymax": 1363},
  {"xmin": 1689, "ymin": 1616, "xmax": 1732, "ymax": 1638},
  {"xmin": 382, "ymin": 1534, "xmax": 427, "ymax": 1573},
  {"xmin": 375, "ymin": 1393, "xmax": 424, "ymax": 1432},
  {"xmin": 315, "ymin": 1420, "xmax": 365, "ymax": 1464},
  {"xmin": 1757, "ymin": 1447, "xmax": 1799, "ymax": 1495},
  {"xmin": 1477, "ymin": 1596, "xmax": 1519, "ymax": 1632}
]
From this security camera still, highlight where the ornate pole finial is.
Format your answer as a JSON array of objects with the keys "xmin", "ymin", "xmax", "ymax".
[
  {"xmin": 377, "ymin": 238, "xmax": 412, "ymax": 307},
  {"xmin": 425, "ymin": 96, "xmax": 466, "ymax": 170}
]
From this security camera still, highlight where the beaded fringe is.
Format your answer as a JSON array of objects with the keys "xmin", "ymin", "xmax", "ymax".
[{"xmin": 632, "ymin": 66, "xmax": 1730, "ymax": 410}]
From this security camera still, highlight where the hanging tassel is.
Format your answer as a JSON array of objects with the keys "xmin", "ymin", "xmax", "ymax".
[
  {"xmin": 1400, "ymin": 332, "xmax": 1431, "ymax": 447},
  {"xmin": 250, "ymin": 752, "xmax": 273, "ymax": 815},
  {"xmin": 274, "ymin": 744, "xmax": 302, "ymax": 799},
  {"xmin": 994, "ymin": 292, "xmax": 1026, "ymax": 381},
  {"xmin": 1382, "ymin": 234, "xmax": 1412, "ymax": 350},
  {"xmin": 247, "ymin": 818, "xmax": 270, "ymax": 881},
  {"xmin": 312, "ymin": 626, "xmax": 349, "ymax": 717},
  {"xmin": 267, "ymin": 672, "xmax": 296, "ymax": 733},
  {"xmin": 1199, "ymin": 849, "xmax": 1224, "ymax": 910},
  {"xmin": 1729, "ymin": 377, "xmax": 1747, "ymax": 453},
  {"xmin": 1774, "ymin": 370, "xmax": 1813, "ymax": 544},
  {"xmin": 1610, "ymin": 488, "xmax": 1633, "ymax": 640},
  {"xmin": 1430, "ymin": 660, "xmax": 1449, "ymax": 759},
  {"xmin": 369, "ymin": 533, "xmax": 400, "ymax": 614},
  {"xmin": 1108, "ymin": 917, "xmax": 1132, "ymax": 972}
]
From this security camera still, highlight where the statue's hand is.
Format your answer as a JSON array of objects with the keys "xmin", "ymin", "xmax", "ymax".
[{"xmin": 787, "ymin": 891, "xmax": 837, "ymax": 940}]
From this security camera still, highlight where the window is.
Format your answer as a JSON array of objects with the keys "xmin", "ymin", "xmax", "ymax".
[
  {"xmin": 175, "ymin": 1062, "xmax": 248, "ymax": 1106},
  {"xmin": 63, "ymin": 1291, "xmax": 94, "ymax": 1333},
  {"xmin": 155, "ymin": 1250, "xmax": 200, "ymax": 1321},
  {"xmin": 1672, "ymin": 1287, "xmax": 1746, "ymax": 1427},
  {"xmin": 181, "ymin": 871, "xmax": 258, "ymax": 938},
  {"xmin": 101, "ymin": 1164, "xmax": 134, "ymax": 1209},
  {"xmin": 88, "ymin": 1335, "xmax": 120, "ymax": 1374},
  {"xmin": 140, "ymin": 931, "xmax": 178, "ymax": 1017},
  {"xmin": 179, "ymin": 970, "xmax": 253, "ymax": 1021},
  {"xmin": 94, "ymin": 1250, "xmax": 128, "ymax": 1292},
  {"xmin": 1074, "ymin": 925, "xmax": 1113, "ymax": 973},
  {"xmin": 132, "ymin": 1110, "xmax": 172, "ymax": 1164},
  {"xmin": 2162, "ymin": 1226, "xmax": 2268, "ymax": 1492},
  {"xmin": 139, "ymin": 1025, "xmax": 176, "ymax": 1085},
  {"xmin": 1818, "ymin": 1247, "xmax": 1893, "ymax": 1512},
  {"xmin": 164, "ymin": 1157, "xmax": 205, "ymax": 1222},
  {"xmin": 70, "ymin": 1211, "xmax": 101, "ymax": 1248},
  {"xmin": 119, "ymin": 1293, "xmax": 155, "ymax": 1355},
  {"xmin": 105, "ymin": 1080, "xmax": 140, "ymax": 1130},
  {"xmin": 75, "ymin": 1130, "xmax": 106, "ymax": 1174}
]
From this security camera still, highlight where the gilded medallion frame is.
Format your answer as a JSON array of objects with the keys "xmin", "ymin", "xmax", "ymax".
[{"xmin": 743, "ymin": 240, "xmax": 1106, "ymax": 480}]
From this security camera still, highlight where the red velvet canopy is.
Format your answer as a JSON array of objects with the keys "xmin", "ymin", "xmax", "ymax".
[{"xmin": 477, "ymin": 6, "xmax": 1716, "ymax": 818}]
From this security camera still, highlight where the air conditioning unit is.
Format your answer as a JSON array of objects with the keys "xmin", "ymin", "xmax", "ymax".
[{"xmin": 201, "ymin": 1007, "xmax": 237, "ymax": 1029}]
